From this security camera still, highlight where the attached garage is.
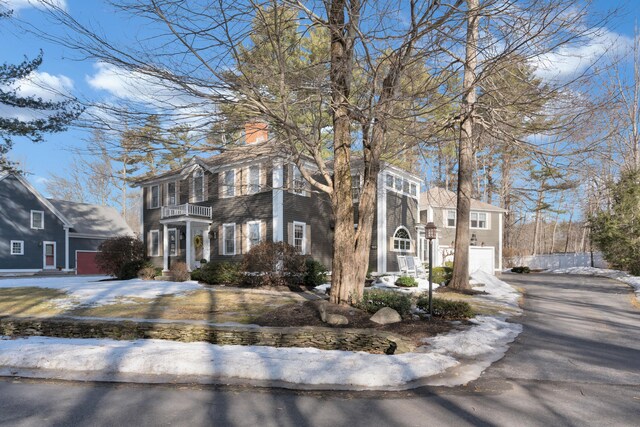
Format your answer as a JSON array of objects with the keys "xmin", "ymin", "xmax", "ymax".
[
  {"xmin": 469, "ymin": 246, "xmax": 495, "ymax": 275},
  {"xmin": 76, "ymin": 251, "xmax": 103, "ymax": 275}
]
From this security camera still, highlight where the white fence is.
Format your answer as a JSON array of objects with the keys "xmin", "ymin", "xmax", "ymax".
[{"xmin": 507, "ymin": 252, "xmax": 608, "ymax": 270}]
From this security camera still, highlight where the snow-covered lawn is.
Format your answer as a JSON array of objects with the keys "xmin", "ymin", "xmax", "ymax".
[
  {"xmin": 0, "ymin": 271, "xmax": 523, "ymax": 389},
  {"xmin": 549, "ymin": 266, "xmax": 640, "ymax": 300},
  {"xmin": 0, "ymin": 276, "xmax": 203, "ymax": 309}
]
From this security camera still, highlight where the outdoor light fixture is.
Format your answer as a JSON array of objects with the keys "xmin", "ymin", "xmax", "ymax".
[
  {"xmin": 471, "ymin": 233, "xmax": 478, "ymax": 246},
  {"xmin": 425, "ymin": 221, "xmax": 437, "ymax": 320}
]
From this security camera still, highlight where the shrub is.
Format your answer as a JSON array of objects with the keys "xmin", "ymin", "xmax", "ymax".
[
  {"xmin": 511, "ymin": 266, "xmax": 530, "ymax": 274},
  {"xmin": 170, "ymin": 261, "xmax": 190, "ymax": 282},
  {"xmin": 241, "ymin": 241, "xmax": 306, "ymax": 287},
  {"xmin": 118, "ymin": 259, "xmax": 147, "ymax": 280},
  {"xmin": 395, "ymin": 276, "xmax": 417, "ymax": 287},
  {"xmin": 191, "ymin": 261, "xmax": 241, "ymax": 285},
  {"xmin": 356, "ymin": 289, "xmax": 412, "ymax": 318},
  {"xmin": 416, "ymin": 297, "xmax": 474, "ymax": 319},
  {"xmin": 431, "ymin": 266, "xmax": 453, "ymax": 285},
  {"xmin": 95, "ymin": 236, "xmax": 146, "ymax": 278},
  {"xmin": 138, "ymin": 265, "xmax": 161, "ymax": 280},
  {"xmin": 303, "ymin": 258, "xmax": 328, "ymax": 287}
]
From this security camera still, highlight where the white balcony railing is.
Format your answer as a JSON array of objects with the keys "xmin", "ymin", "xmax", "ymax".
[{"xmin": 161, "ymin": 203, "xmax": 212, "ymax": 219}]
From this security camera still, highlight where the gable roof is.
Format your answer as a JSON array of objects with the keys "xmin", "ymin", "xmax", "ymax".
[
  {"xmin": 48, "ymin": 199, "xmax": 133, "ymax": 237},
  {"xmin": 1, "ymin": 173, "xmax": 74, "ymax": 227},
  {"xmin": 420, "ymin": 187, "xmax": 507, "ymax": 213}
]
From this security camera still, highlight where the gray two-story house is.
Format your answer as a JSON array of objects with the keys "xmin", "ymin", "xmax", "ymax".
[
  {"xmin": 419, "ymin": 187, "xmax": 506, "ymax": 274},
  {"xmin": 0, "ymin": 173, "xmax": 133, "ymax": 275},
  {"xmin": 135, "ymin": 124, "xmax": 422, "ymax": 274}
]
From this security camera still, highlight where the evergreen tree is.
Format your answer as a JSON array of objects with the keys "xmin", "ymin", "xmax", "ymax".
[
  {"xmin": 591, "ymin": 170, "xmax": 640, "ymax": 275},
  {"xmin": 1, "ymin": 9, "xmax": 82, "ymax": 171}
]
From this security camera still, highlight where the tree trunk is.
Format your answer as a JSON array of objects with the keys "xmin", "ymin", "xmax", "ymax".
[{"xmin": 449, "ymin": 0, "xmax": 478, "ymax": 291}]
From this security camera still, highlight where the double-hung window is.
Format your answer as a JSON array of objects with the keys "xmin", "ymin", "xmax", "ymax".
[
  {"xmin": 150, "ymin": 185, "xmax": 160, "ymax": 209},
  {"xmin": 223, "ymin": 223, "xmax": 236, "ymax": 255},
  {"xmin": 293, "ymin": 222, "xmax": 306, "ymax": 254},
  {"xmin": 351, "ymin": 175, "xmax": 361, "ymax": 201},
  {"xmin": 150, "ymin": 230, "xmax": 160, "ymax": 256},
  {"xmin": 30, "ymin": 210, "xmax": 44, "ymax": 229},
  {"xmin": 168, "ymin": 228, "xmax": 178, "ymax": 256},
  {"xmin": 471, "ymin": 212, "xmax": 488, "ymax": 229},
  {"xmin": 247, "ymin": 221, "xmax": 261, "ymax": 251},
  {"xmin": 446, "ymin": 210, "xmax": 456, "ymax": 227},
  {"xmin": 223, "ymin": 170, "xmax": 235, "ymax": 197},
  {"xmin": 247, "ymin": 165, "xmax": 260, "ymax": 194},
  {"xmin": 193, "ymin": 169, "xmax": 204, "ymax": 202},
  {"xmin": 292, "ymin": 167, "xmax": 305, "ymax": 195},
  {"xmin": 10, "ymin": 240, "xmax": 24, "ymax": 255},
  {"xmin": 167, "ymin": 181, "xmax": 178, "ymax": 206}
]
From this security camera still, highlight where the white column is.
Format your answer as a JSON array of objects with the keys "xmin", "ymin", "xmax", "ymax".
[
  {"xmin": 186, "ymin": 220, "xmax": 192, "ymax": 272},
  {"xmin": 64, "ymin": 227, "xmax": 70, "ymax": 271},
  {"xmin": 204, "ymin": 226, "xmax": 211, "ymax": 262},
  {"xmin": 377, "ymin": 170, "xmax": 387, "ymax": 273},
  {"xmin": 272, "ymin": 160, "xmax": 284, "ymax": 242},
  {"xmin": 163, "ymin": 223, "xmax": 169, "ymax": 272}
]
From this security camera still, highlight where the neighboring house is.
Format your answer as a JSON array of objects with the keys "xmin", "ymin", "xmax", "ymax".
[
  {"xmin": 0, "ymin": 173, "xmax": 133, "ymax": 275},
  {"xmin": 134, "ymin": 123, "xmax": 422, "ymax": 274},
  {"xmin": 419, "ymin": 187, "xmax": 506, "ymax": 274}
]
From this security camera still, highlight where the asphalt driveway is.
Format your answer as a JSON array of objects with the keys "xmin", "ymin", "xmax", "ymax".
[{"xmin": 0, "ymin": 272, "xmax": 639, "ymax": 426}]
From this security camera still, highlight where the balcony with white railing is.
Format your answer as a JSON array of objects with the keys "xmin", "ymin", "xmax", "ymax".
[{"xmin": 161, "ymin": 203, "xmax": 212, "ymax": 220}]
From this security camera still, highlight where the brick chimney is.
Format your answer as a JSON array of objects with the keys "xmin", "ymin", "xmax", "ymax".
[{"xmin": 245, "ymin": 121, "xmax": 268, "ymax": 144}]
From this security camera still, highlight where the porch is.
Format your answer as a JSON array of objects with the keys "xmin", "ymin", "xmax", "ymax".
[{"xmin": 160, "ymin": 210, "xmax": 212, "ymax": 272}]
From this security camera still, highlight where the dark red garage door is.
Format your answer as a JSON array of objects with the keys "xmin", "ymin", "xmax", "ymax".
[{"xmin": 76, "ymin": 251, "xmax": 103, "ymax": 275}]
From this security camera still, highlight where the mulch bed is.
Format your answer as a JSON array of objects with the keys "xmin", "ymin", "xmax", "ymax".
[{"xmin": 254, "ymin": 301, "xmax": 464, "ymax": 343}]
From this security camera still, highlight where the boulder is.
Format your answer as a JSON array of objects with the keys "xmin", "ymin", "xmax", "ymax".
[
  {"xmin": 314, "ymin": 300, "xmax": 349, "ymax": 325},
  {"xmin": 370, "ymin": 307, "xmax": 402, "ymax": 325}
]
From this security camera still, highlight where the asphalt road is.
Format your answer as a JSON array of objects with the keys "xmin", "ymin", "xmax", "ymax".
[{"xmin": 1, "ymin": 273, "xmax": 638, "ymax": 427}]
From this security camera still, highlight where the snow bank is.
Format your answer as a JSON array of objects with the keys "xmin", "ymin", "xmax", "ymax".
[
  {"xmin": 0, "ymin": 314, "xmax": 521, "ymax": 389},
  {"xmin": 0, "ymin": 276, "xmax": 203, "ymax": 308},
  {"xmin": 470, "ymin": 270, "xmax": 522, "ymax": 309},
  {"xmin": 549, "ymin": 266, "xmax": 640, "ymax": 299}
]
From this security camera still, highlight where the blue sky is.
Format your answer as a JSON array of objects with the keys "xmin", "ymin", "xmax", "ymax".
[{"xmin": 2, "ymin": 0, "xmax": 640, "ymax": 196}]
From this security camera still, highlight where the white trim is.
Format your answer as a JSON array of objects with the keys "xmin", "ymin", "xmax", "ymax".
[
  {"xmin": 391, "ymin": 226, "xmax": 412, "ymax": 252},
  {"xmin": 68, "ymin": 233, "xmax": 117, "ymax": 239},
  {"xmin": 272, "ymin": 161, "xmax": 284, "ymax": 242},
  {"xmin": 149, "ymin": 185, "xmax": 160, "ymax": 209},
  {"xmin": 377, "ymin": 171, "xmax": 387, "ymax": 273},
  {"xmin": 383, "ymin": 171, "xmax": 420, "ymax": 200},
  {"xmin": 470, "ymin": 211, "xmax": 490, "ymax": 230},
  {"xmin": 150, "ymin": 230, "xmax": 160, "ymax": 257},
  {"xmin": 246, "ymin": 220, "xmax": 261, "ymax": 252},
  {"xmin": 30, "ymin": 210, "xmax": 45, "ymax": 230},
  {"xmin": 222, "ymin": 223, "xmax": 236, "ymax": 255},
  {"xmin": 10, "ymin": 240, "xmax": 24, "ymax": 255},
  {"xmin": 163, "ymin": 224, "xmax": 169, "ymax": 272},
  {"xmin": 186, "ymin": 221, "xmax": 192, "ymax": 271},
  {"xmin": 292, "ymin": 221, "xmax": 306, "ymax": 254},
  {"xmin": 42, "ymin": 241, "xmax": 56, "ymax": 270},
  {"xmin": 498, "ymin": 213, "xmax": 503, "ymax": 271},
  {"xmin": 64, "ymin": 227, "xmax": 69, "ymax": 270},
  {"xmin": 74, "ymin": 250, "xmax": 100, "ymax": 275}
]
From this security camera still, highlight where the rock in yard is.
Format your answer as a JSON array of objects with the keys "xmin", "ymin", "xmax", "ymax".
[
  {"xmin": 314, "ymin": 300, "xmax": 328, "ymax": 322},
  {"xmin": 370, "ymin": 307, "xmax": 402, "ymax": 325},
  {"xmin": 325, "ymin": 313, "xmax": 349, "ymax": 325}
]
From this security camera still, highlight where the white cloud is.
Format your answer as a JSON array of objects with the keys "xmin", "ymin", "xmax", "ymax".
[
  {"xmin": 533, "ymin": 27, "xmax": 633, "ymax": 81},
  {"xmin": 1, "ymin": 0, "xmax": 67, "ymax": 12}
]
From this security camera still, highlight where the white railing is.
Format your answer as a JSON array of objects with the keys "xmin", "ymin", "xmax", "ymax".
[{"xmin": 161, "ymin": 203, "xmax": 212, "ymax": 219}]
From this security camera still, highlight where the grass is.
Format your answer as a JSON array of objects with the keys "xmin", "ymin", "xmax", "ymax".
[
  {"xmin": 0, "ymin": 287, "xmax": 304, "ymax": 324},
  {"xmin": 433, "ymin": 291, "xmax": 519, "ymax": 316}
]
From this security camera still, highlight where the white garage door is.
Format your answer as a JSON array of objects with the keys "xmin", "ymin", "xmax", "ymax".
[{"xmin": 469, "ymin": 247, "xmax": 495, "ymax": 275}]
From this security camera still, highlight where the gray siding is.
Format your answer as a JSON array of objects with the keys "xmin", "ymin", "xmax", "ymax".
[
  {"xmin": 422, "ymin": 208, "xmax": 502, "ymax": 267},
  {"xmin": 0, "ymin": 176, "xmax": 66, "ymax": 270},
  {"xmin": 385, "ymin": 191, "xmax": 419, "ymax": 272}
]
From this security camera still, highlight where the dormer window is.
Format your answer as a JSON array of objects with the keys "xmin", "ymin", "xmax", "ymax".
[{"xmin": 193, "ymin": 169, "xmax": 204, "ymax": 202}]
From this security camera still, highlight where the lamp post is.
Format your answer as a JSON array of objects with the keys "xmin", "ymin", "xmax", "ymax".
[{"xmin": 425, "ymin": 221, "xmax": 437, "ymax": 319}]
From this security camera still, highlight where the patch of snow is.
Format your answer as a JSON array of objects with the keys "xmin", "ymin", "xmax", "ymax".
[
  {"xmin": 313, "ymin": 283, "xmax": 331, "ymax": 294},
  {"xmin": 549, "ymin": 266, "xmax": 640, "ymax": 299},
  {"xmin": 470, "ymin": 270, "xmax": 522, "ymax": 310},
  {"xmin": 0, "ymin": 276, "xmax": 203, "ymax": 308}
]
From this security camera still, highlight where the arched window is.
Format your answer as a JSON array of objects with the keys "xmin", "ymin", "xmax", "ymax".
[{"xmin": 393, "ymin": 227, "xmax": 411, "ymax": 251}]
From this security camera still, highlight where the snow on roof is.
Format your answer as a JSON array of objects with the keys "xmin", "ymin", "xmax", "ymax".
[
  {"xmin": 420, "ymin": 187, "xmax": 507, "ymax": 213},
  {"xmin": 47, "ymin": 199, "xmax": 133, "ymax": 237}
]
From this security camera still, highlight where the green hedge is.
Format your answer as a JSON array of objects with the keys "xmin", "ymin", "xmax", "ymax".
[
  {"xmin": 356, "ymin": 289, "xmax": 412, "ymax": 318},
  {"xmin": 190, "ymin": 261, "xmax": 242, "ymax": 285},
  {"xmin": 431, "ymin": 266, "xmax": 453, "ymax": 285},
  {"xmin": 395, "ymin": 276, "xmax": 418, "ymax": 287},
  {"xmin": 511, "ymin": 266, "xmax": 530, "ymax": 274},
  {"xmin": 416, "ymin": 297, "xmax": 474, "ymax": 319}
]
